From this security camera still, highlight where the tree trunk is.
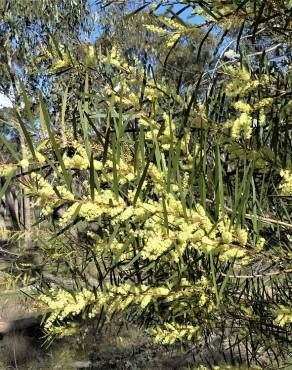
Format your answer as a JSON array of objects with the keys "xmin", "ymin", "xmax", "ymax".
[
  {"xmin": 5, "ymin": 189, "xmax": 20, "ymax": 230},
  {"xmin": 0, "ymin": 199, "xmax": 8, "ymax": 245},
  {"xmin": 20, "ymin": 135, "xmax": 31, "ymax": 250},
  {"xmin": 5, "ymin": 43, "xmax": 32, "ymax": 250}
]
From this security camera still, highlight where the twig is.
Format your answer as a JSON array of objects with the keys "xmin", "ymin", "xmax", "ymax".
[
  {"xmin": 224, "ymin": 204, "xmax": 292, "ymax": 229},
  {"xmin": 206, "ymin": 199, "xmax": 292, "ymax": 229},
  {"xmin": 222, "ymin": 268, "xmax": 292, "ymax": 279},
  {"xmin": 41, "ymin": 272, "xmax": 75, "ymax": 291}
]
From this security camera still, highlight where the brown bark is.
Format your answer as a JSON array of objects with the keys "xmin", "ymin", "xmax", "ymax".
[
  {"xmin": 20, "ymin": 134, "xmax": 31, "ymax": 249},
  {"xmin": 5, "ymin": 189, "xmax": 21, "ymax": 230},
  {"xmin": 5, "ymin": 42, "xmax": 32, "ymax": 249},
  {"xmin": 0, "ymin": 200, "xmax": 8, "ymax": 243}
]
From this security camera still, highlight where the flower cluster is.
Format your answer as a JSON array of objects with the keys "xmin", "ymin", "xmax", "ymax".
[
  {"xmin": 223, "ymin": 68, "xmax": 274, "ymax": 140},
  {"xmin": 225, "ymin": 66, "xmax": 260, "ymax": 97},
  {"xmin": 59, "ymin": 190, "xmax": 125, "ymax": 224},
  {"xmin": 39, "ymin": 288, "xmax": 96, "ymax": 333},
  {"xmin": 40, "ymin": 283, "xmax": 171, "ymax": 335},
  {"xmin": 63, "ymin": 141, "xmax": 89, "ymax": 170},
  {"xmin": 279, "ymin": 169, "xmax": 292, "ymax": 196},
  {"xmin": 274, "ymin": 306, "xmax": 292, "ymax": 326},
  {"xmin": 231, "ymin": 112, "xmax": 253, "ymax": 140},
  {"xmin": 149, "ymin": 322, "xmax": 201, "ymax": 344},
  {"xmin": 0, "ymin": 164, "xmax": 17, "ymax": 177},
  {"xmin": 27, "ymin": 173, "xmax": 74, "ymax": 216}
]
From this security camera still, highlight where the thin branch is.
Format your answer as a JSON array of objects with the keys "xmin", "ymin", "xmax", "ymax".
[
  {"xmin": 206, "ymin": 199, "xmax": 292, "ymax": 229},
  {"xmin": 224, "ymin": 204, "xmax": 292, "ymax": 229},
  {"xmin": 222, "ymin": 268, "xmax": 292, "ymax": 279}
]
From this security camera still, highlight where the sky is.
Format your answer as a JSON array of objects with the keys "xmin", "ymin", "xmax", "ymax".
[
  {"xmin": 85, "ymin": 1, "xmax": 203, "ymax": 43},
  {"xmin": 156, "ymin": 3, "xmax": 192, "ymax": 17},
  {"xmin": 156, "ymin": 2, "xmax": 201, "ymax": 23},
  {"xmin": 0, "ymin": 93, "xmax": 13, "ymax": 109}
]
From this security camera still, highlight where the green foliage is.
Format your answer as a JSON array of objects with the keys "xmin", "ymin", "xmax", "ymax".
[{"xmin": 1, "ymin": 1, "xmax": 291, "ymax": 368}]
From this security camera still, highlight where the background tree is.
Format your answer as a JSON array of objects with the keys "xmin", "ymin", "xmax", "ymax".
[
  {"xmin": 95, "ymin": 5, "xmax": 215, "ymax": 90},
  {"xmin": 0, "ymin": 0, "xmax": 91, "ymax": 248}
]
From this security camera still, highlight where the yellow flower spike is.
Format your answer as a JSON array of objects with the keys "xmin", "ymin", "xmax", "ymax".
[
  {"xmin": 231, "ymin": 112, "xmax": 253, "ymax": 140},
  {"xmin": 219, "ymin": 248, "xmax": 246, "ymax": 262},
  {"xmin": 0, "ymin": 164, "xmax": 17, "ymax": 177},
  {"xmin": 18, "ymin": 158, "xmax": 29, "ymax": 169},
  {"xmin": 233, "ymin": 101, "xmax": 252, "ymax": 113},
  {"xmin": 274, "ymin": 306, "xmax": 292, "ymax": 326},
  {"xmin": 144, "ymin": 24, "xmax": 168, "ymax": 35},
  {"xmin": 236, "ymin": 228, "xmax": 248, "ymax": 246},
  {"xmin": 254, "ymin": 237, "xmax": 265, "ymax": 253},
  {"xmin": 279, "ymin": 169, "xmax": 292, "ymax": 196},
  {"xmin": 221, "ymin": 231, "xmax": 233, "ymax": 244},
  {"xmin": 165, "ymin": 32, "xmax": 181, "ymax": 49}
]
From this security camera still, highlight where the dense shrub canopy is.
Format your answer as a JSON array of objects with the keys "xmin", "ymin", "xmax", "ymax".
[{"xmin": 0, "ymin": 1, "xmax": 291, "ymax": 368}]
